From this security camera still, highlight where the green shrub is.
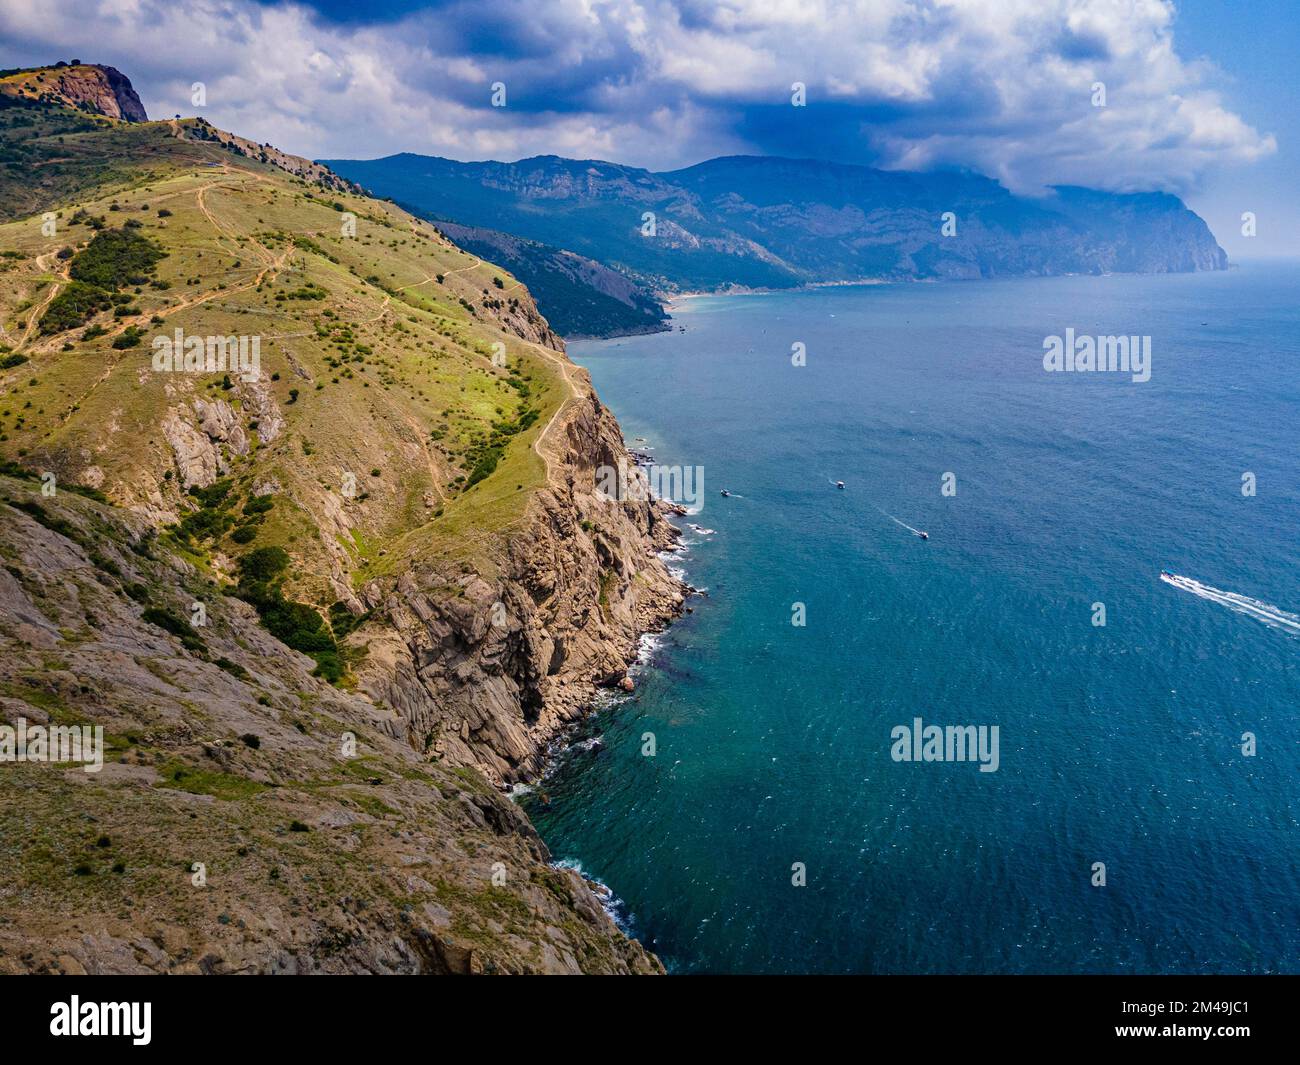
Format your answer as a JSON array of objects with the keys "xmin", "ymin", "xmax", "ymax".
[
  {"xmin": 187, "ymin": 481, "xmax": 232, "ymax": 508},
  {"xmin": 466, "ymin": 446, "xmax": 503, "ymax": 487},
  {"xmin": 39, "ymin": 280, "xmax": 111, "ymax": 334},
  {"xmin": 328, "ymin": 600, "xmax": 370, "ymax": 640},
  {"xmin": 216, "ymin": 658, "xmax": 250, "ymax": 679},
  {"xmin": 62, "ymin": 481, "xmax": 108, "ymax": 503},
  {"xmin": 238, "ymin": 546, "xmax": 290, "ymax": 582},
  {"xmin": 310, "ymin": 650, "xmax": 344, "ymax": 684},
  {"xmin": 233, "ymin": 546, "xmax": 344, "ymax": 684},
  {"xmin": 68, "ymin": 226, "xmax": 167, "ymax": 289},
  {"xmin": 111, "ymin": 326, "xmax": 145, "ymax": 349},
  {"xmin": 9, "ymin": 498, "xmax": 81, "ymax": 541},
  {"xmin": 171, "ymin": 480, "xmax": 237, "ymax": 545},
  {"xmin": 141, "ymin": 606, "xmax": 206, "ymax": 653},
  {"xmin": 258, "ymin": 598, "xmax": 335, "ymax": 652}
]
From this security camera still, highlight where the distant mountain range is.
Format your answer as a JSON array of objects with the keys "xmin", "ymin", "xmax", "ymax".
[{"xmin": 326, "ymin": 152, "xmax": 1228, "ymax": 336}]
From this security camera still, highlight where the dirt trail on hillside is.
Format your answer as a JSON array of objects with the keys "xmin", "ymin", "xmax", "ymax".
[
  {"xmin": 527, "ymin": 338, "xmax": 584, "ymax": 464},
  {"xmin": 14, "ymin": 251, "xmax": 68, "ymax": 352},
  {"xmin": 55, "ymin": 176, "xmax": 292, "ymax": 425},
  {"xmin": 443, "ymin": 255, "xmax": 482, "ymax": 279}
]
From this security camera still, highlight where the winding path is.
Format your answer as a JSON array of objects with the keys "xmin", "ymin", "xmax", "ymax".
[{"xmin": 14, "ymin": 250, "xmax": 67, "ymax": 353}]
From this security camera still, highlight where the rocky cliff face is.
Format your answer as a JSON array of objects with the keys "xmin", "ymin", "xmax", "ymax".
[
  {"xmin": 0, "ymin": 63, "xmax": 147, "ymax": 121},
  {"xmin": 357, "ymin": 380, "xmax": 685, "ymax": 783},
  {"xmin": 0, "ymin": 478, "xmax": 663, "ymax": 974}
]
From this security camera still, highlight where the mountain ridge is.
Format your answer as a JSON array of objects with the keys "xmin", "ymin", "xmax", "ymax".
[
  {"xmin": 327, "ymin": 150, "xmax": 1228, "ymax": 317},
  {"xmin": 429, "ymin": 217, "xmax": 670, "ymax": 339}
]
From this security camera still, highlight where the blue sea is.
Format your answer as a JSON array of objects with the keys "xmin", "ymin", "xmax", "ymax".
[{"xmin": 522, "ymin": 262, "xmax": 1300, "ymax": 974}]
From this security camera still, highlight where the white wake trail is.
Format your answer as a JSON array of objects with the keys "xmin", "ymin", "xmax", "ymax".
[
  {"xmin": 872, "ymin": 504, "xmax": 924, "ymax": 537},
  {"xmin": 888, "ymin": 515, "xmax": 924, "ymax": 536},
  {"xmin": 1160, "ymin": 572, "xmax": 1300, "ymax": 635}
]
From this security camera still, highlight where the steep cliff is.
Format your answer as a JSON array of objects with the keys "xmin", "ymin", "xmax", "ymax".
[
  {"xmin": 0, "ymin": 62, "xmax": 147, "ymax": 122},
  {"xmin": 0, "ymin": 476, "xmax": 663, "ymax": 974},
  {"xmin": 0, "ymin": 67, "xmax": 682, "ymax": 973},
  {"xmin": 359, "ymin": 380, "xmax": 684, "ymax": 783}
]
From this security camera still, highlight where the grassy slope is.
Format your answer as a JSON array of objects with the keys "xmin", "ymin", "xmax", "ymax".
[
  {"xmin": 0, "ymin": 103, "xmax": 570, "ymax": 606},
  {"xmin": 0, "ymin": 80, "xmax": 665, "ymax": 973}
]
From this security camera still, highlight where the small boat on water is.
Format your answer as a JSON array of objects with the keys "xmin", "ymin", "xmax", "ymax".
[
  {"xmin": 720, "ymin": 489, "xmax": 731, "ymax": 497},
  {"xmin": 835, "ymin": 481, "xmax": 845, "ymax": 490},
  {"xmin": 918, "ymin": 531, "xmax": 929, "ymax": 540}
]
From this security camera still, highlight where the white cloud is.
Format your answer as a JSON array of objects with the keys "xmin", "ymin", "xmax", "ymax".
[{"xmin": 0, "ymin": 0, "xmax": 1275, "ymax": 191}]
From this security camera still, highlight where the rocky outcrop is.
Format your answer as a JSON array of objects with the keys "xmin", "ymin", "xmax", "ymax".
[
  {"xmin": 356, "ymin": 379, "xmax": 685, "ymax": 784},
  {"xmin": 159, "ymin": 393, "xmax": 277, "ymax": 490},
  {"xmin": 193, "ymin": 398, "xmax": 249, "ymax": 457},
  {"xmin": 0, "ymin": 479, "xmax": 663, "ymax": 974},
  {"xmin": 92, "ymin": 65, "xmax": 147, "ymax": 122},
  {"xmin": 240, "ymin": 377, "xmax": 285, "ymax": 443},
  {"xmin": 161, "ymin": 409, "xmax": 222, "ymax": 489},
  {"xmin": 0, "ymin": 63, "xmax": 147, "ymax": 122}
]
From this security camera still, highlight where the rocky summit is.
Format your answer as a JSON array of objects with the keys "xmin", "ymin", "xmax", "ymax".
[{"xmin": 1, "ymin": 62, "xmax": 147, "ymax": 123}]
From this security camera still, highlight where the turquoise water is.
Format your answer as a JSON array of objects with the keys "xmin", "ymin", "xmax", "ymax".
[{"xmin": 523, "ymin": 263, "xmax": 1300, "ymax": 974}]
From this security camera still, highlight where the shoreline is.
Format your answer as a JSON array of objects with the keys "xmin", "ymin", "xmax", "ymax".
[
  {"xmin": 511, "ymin": 498, "xmax": 697, "ymax": 792},
  {"xmin": 662, "ymin": 277, "xmax": 896, "ymax": 314},
  {"xmin": 564, "ymin": 278, "xmax": 903, "ymax": 342},
  {"xmin": 562, "ymin": 320, "xmax": 673, "ymax": 343},
  {"xmin": 655, "ymin": 264, "xmax": 1231, "ymax": 318},
  {"xmin": 507, "ymin": 393, "xmax": 703, "ymax": 965},
  {"xmin": 515, "ymin": 521, "xmax": 696, "ymax": 966}
]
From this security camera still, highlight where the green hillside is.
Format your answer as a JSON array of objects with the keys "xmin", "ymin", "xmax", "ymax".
[
  {"xmin": 0, "ymin": 99, "xmax": 573, "ymax": 629},
  {"xmin": 0, "ymin": 67, "xmax": 672, "ymax": 974}
]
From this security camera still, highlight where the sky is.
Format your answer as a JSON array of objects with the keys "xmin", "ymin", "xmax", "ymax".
[{"xmin": 0, "ymin": 0, "xmax": 1294, "ymax": 255}]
